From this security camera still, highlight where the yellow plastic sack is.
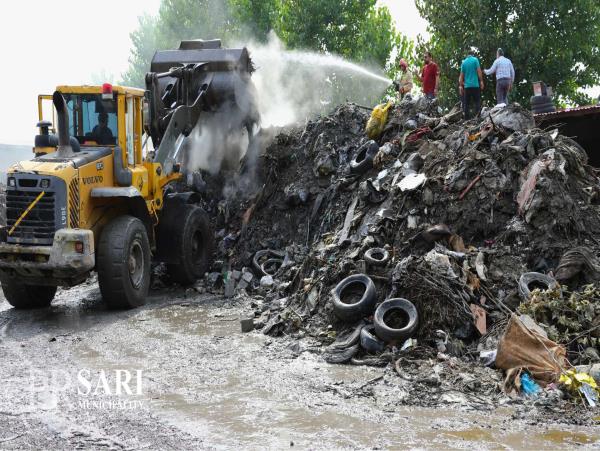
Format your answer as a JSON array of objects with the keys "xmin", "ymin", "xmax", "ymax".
[
  {"xmin": 559, "ymin": 369, "xmax": 599, "ymax": 406},
  {"xmin": 366, "ymin": 101, "xmax": 392, "ymax": 139}
]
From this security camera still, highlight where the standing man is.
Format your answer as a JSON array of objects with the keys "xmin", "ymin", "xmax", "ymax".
[
  {"xmin": 414, "ymin": 51, "xmax": 439, "ymax": 100},
  {"xmin": 459, "ymin": 50, "xmax": 484, "ymax": 119},
  {"xmin": 394, "ymin": 58, "xmax": 413, "ymax": 100},
  {"xmin": 484, "ymin": 48, "xmax": 515, "ymax": 105}
]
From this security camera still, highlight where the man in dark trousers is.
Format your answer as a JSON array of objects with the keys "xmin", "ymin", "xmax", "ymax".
[
  {"xmin": 414, "ymin": 51, "xmax": 439, "ymax": 100},
  {"xmin": 459, "ymin": 50, "xmax": 484, "ymax": 119},
  {"xmin": 485, "ymin": 48, "xmax": 515, "ymax": 105}
]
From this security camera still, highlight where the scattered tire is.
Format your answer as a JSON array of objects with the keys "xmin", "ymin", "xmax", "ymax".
[
  {"xmin": 323, "ymin": 344, "xmax": 360, "ymax": 364},
  {"xmin": 350, "ymin": 140, "xmax": 379, "ymax": 174},
  {"xmin": 261, "ymin": 258, "xmax": 283, "ymax": 276},
  {"xmin": 532, "ymin": 104, "xmax": 556, "ymax": 114},
  {"xmin": 0, "ymin": 279, "xmax": 56, "ymax": 309},
  {"xmin": 364, "ymin": 247, "xmax": 390, "ymax": 266},
  {"xmin": 253, "ymin": 249, "xmax": 285, "ymax": 276},
  {"xmin": 97, "ymin": 215, "xmax": 151, "ymax": 309},
  {"xmin": 530, "ymin": 95, "xmax": 552, "ymax": 106},
  {"xmin": 373, "ymin": 298, "xmax": 418, "ymax": 344},
  {"xmin": 518, "ymin": 272, "xmax": 558, "ymax": 300},
  {"xmin": 360, "ymin": 324, "xmax": 386, "ymax": 353},
  {"xmin": 331, "ymin": 274, "xmax": 377, "ymax": 321},
  {"xmin": 166, "ymin": 205, "xmax": 214, "ymax": 285}
]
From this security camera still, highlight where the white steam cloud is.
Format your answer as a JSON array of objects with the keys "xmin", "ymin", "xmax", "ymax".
[
  {"xmin": 249, "ymin": 33, "xmax": 391, "ymax": 127},
  {"xmin": 181, "ymin": 33, "xmax": 391, "ymax": 178}
]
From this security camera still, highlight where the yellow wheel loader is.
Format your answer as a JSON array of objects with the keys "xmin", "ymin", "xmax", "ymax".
[{"xmin": 0, "ymin": 40, "xmax": 259, "ymax": 309}]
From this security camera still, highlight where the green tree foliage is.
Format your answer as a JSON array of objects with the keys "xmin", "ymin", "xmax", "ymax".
[
  {"xmin": 276, "ymin": 0, "xmax": 394, "ymax": 67},
  {"xmin": 123, "ymin": 0, "xmax": 235, "ymax": 86},
  {"xmin": 123, "ymin": 0, "xmax": 403, "ymax": 89},
  {"xmin": 229, "ymin": 0, "xmax": 278, "ymax": 42},
  {"xmin": 122, "ymin": 14, "xmax": 161, "ymax": 87},
  {"xmin": 416, "ymin": 0, "xmax": 600, "ymax": 108}
]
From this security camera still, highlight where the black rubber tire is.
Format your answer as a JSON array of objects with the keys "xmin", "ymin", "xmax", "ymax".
[
  {"xmin": 518, "ymin": 272, "xmax": 558, "ymax": 300},
  {"xmin": 97, "ymin": 215, "xmax": 151, "ymax": 309},
  {"xmin": 360, "ymin": 324, "xmax": 386, "ymax": 353},
  {"xmin": 350, "ymin": 140, "xmax": 379, "ymax": 174},
  {"xmin": 532, "ymin": 101, "xmax": 554, "ymax": 109},
  {"xmin": 253, "ymin": 249, "xmax": 285, "ymax": 276},
  {"xmin": 331, "ymin": 274, "xmax": 377, "ymax": 321},
  {"xmin": 364, "ymin": 248, "xmax": 390, "ymax": 266},
  {"xmin": 1, "ymin": 279, "xmax": 56, "ymax": 309},
  {"xmin": 530, "ymin": 95, "xmax": 552, "ymax": 106},
  {"xmin": 532, "ymin": 104, "xmax": 556, "ymax": 114},
  {"xmin": 166, "ymin": 205, "xmax": 214, "ymax": 285},
  {"xmin": 261, "ymin": 258, "xmax": 283, "ymax": 276},
  {"xmin": 373, "ymin": 298, "xmax": 418, "ymax": 344}
]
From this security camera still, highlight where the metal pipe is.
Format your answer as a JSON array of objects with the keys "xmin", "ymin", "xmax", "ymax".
[{"xmin": 52, "ymin": 91, "xmax": 73, "ymax": 156}]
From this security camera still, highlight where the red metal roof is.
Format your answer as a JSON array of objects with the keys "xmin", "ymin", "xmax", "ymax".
[{"xmin": 534, "ymin": 104, "xmax": 600, "ymax": 120}]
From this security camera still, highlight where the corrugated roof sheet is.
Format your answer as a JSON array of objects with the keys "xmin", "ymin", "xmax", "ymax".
[{"xmin": 534, "ymin": 104, "xmax": 600, "ymax": 120}]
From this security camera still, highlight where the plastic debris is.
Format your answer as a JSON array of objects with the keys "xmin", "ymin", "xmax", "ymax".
[
  {"xmin": 521, "ymin": 372, "xmax": 540, "ymax": 396},
  {"xmin": 559, "ymin": 369, "xmax": 600, "ymax": 407}
]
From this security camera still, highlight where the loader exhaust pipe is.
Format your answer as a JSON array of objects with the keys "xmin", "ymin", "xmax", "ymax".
[{"xmin": 52, "ymin": 91, "xmax": 74, "ymax": 157}]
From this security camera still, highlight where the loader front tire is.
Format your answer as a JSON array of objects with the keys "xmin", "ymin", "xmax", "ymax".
[
  {"xmin": 166, "ymin": 205, "xmax": 214, "ymax": 285},
  {"xmin": 97, "ymin": 216, "xmax": 151, "ymax": 309},
  {"xmin": 1, "ymin": 280, "xmax": 56, "ymax": 309}
]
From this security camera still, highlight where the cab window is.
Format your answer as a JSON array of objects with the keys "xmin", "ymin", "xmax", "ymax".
[{"xmin": 63, "ymin": 94, "xmax": 118, "ymax": 145}]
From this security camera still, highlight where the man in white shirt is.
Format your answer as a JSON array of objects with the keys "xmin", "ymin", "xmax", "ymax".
[{"xmin": 484, "ymin": 48, "xmax": 515, "ymax": 105}]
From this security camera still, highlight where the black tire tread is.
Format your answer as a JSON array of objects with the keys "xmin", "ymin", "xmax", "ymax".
[
  {"xmin": 1, "ymin": 280, "xmax": 56, "ymax": 309},
  {"xmin": 166, "ymin": 205, "xmax": 214, "ymax": 285},
  {"xmin": 373, "ymin": 298, "xmax": 418, "ymax": 344},
  {"xmin": 331, "ymin": 274, "xmax": 377, "ymax": 321},
  {"xmin": 97, "ymin": 215, "xmax": 150, "ymax": 309}
]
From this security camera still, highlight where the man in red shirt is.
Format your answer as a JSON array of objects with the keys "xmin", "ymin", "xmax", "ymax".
[{"xmin": 414, "ymin": 51, "xmax": 440, "ymax": 100}]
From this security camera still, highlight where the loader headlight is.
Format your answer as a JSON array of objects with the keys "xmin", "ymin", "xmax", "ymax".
[
  {"xmin": 7, "ymin": 177, "xmax": 15, "ymax": 187},
  {"xmin": 40, "ymin": 178, "xmax": 50, "ymax": 188}
]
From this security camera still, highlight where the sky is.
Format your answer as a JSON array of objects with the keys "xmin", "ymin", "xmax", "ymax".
[{"xmin": 0, "ymin": 1, "xmax": 424, "ymax": 144}]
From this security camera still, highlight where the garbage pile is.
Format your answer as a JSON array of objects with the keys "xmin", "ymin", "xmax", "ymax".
[{"xmin": 194, "ymin": 96, "xmax": 600, "ymax": 409}]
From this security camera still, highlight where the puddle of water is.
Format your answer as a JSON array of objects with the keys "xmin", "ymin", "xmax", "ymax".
[
  {"xmin": 139, "ymin": 304, "xmax": 243, "ymax": 337},
  {"xmin": 542, "ymin": 430, "xmax": 597, "ymax": 446},
  {"xmin": 69, "ymin": 302, "xmax": 600, "ymax": 450}
]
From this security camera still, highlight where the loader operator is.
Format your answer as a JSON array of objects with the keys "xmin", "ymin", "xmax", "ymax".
[{"xmin": 91, "ymin": 112, "xmax": 114, "ymax": 145}]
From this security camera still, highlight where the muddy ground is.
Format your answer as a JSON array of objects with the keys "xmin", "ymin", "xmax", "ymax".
[{"xmin": 0, "ymin": 282, "xmax": 598, "ymax": 450}]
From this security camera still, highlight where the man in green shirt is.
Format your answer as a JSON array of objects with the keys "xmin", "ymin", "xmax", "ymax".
[{"xmin": 459, "ymin": 50, "xmax": 485, "ymax": 119}]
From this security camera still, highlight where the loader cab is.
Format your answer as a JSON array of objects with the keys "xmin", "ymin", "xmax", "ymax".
[{"xmin": 34, "ymin": 84, "xmax": 146, "ymax": 166}]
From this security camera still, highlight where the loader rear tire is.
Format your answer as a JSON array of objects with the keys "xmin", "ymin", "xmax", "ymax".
[
  {"xmin": 166, "ymin": 205, "xmax": 214, "ymax": 285},
  {"xmin": 1, "ymin": 280, "xmax": 56, "ymax": 309},
  {"xmin": 97, "ymin": 216, "xmax": 151, "ymax": 309}
]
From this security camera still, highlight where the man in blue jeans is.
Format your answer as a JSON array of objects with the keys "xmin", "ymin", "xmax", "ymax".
[
  {"xmin": 485, "ymin": 48, "xmax": 515, "ymax": 105},
  {"xmin": 459, "ymin": 50, "xmax": 484, "ymax": 119}
]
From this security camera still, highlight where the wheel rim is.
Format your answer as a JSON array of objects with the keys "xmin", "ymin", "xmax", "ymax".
[{"xmin": 128, "ymin": 239, "xmax": 144, "ymax": 289}]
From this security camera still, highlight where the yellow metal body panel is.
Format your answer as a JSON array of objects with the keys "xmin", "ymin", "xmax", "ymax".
[
  {"xmin": 10, "ymin": 84, "xmax": 184, "ymax": 248},
  {"xmin": 55, "ymin": 85, "xmax": 145, "ymax": 96},
  {"xmin": 77, "ymin": 154, "xmax": 115, "ymax": 234},
  {"xmin": 9, "ymin": 159, "xmax": 77, "ymax": 179}
]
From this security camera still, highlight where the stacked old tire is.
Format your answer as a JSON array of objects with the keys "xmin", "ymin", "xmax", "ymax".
[
  {"xmin": 330, "ymin": 273, "xmax": 419, "ymax": 348},
  {"xmin": 530, "ymin": 95, "xmax": 556, "ymax": 114}
]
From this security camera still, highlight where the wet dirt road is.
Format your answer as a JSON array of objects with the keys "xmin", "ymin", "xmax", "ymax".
[{"xmin": 0, "ymin": 281, "xmax": 598, "ymax": 450}]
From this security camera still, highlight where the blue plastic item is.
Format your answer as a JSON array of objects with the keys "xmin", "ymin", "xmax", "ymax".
[{"xmin": 520, "ymin": 372, "xmax": 540, "ymax": 396}]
